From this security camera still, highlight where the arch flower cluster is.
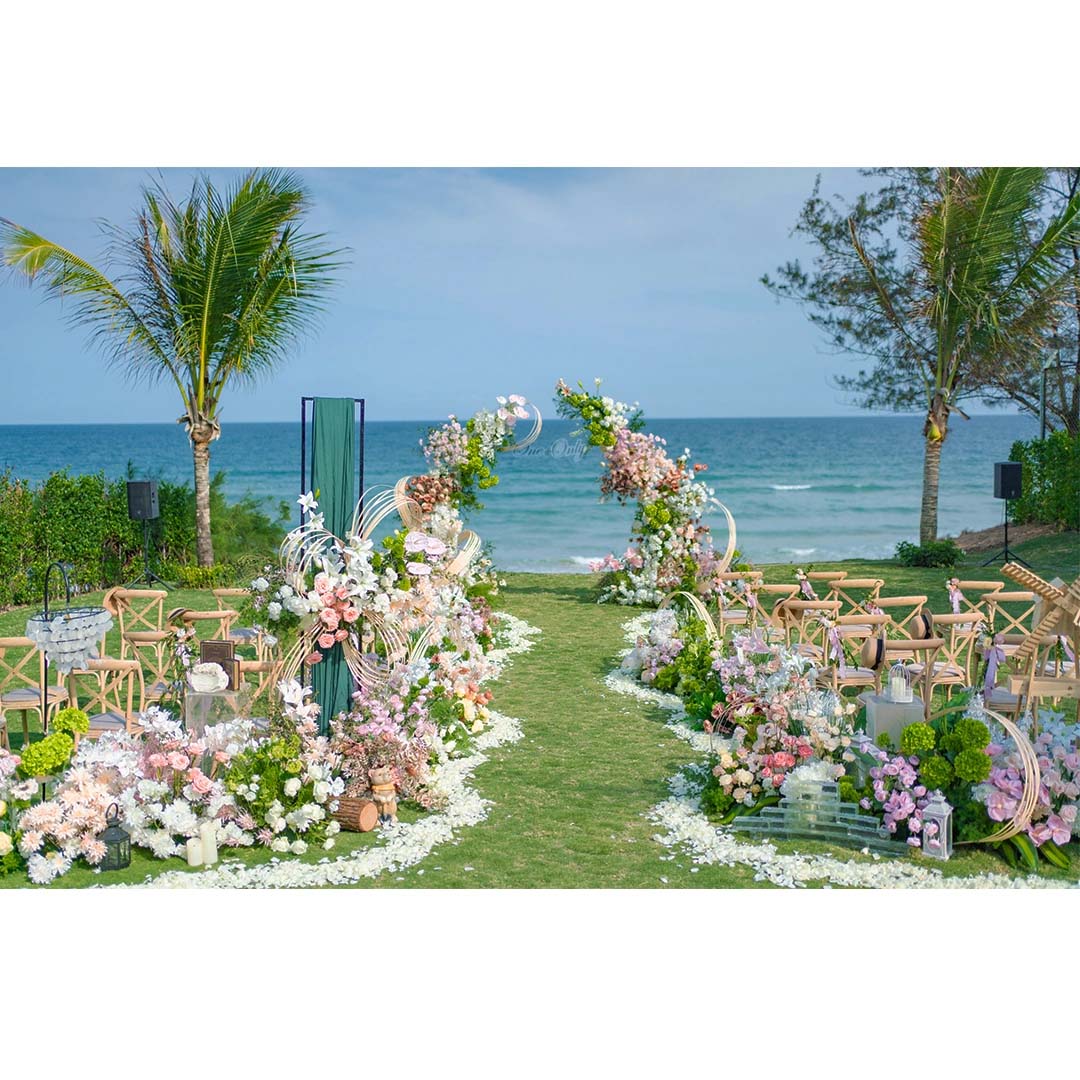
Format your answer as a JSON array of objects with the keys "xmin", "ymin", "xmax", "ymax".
[{"xmin": 555, "ymin": 379, "xmax": 730, "ymax": 604}]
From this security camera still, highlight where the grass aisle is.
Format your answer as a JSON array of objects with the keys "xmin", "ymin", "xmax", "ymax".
[{"xmin": 371, "ymin": 573, "xmax": 763, "ymax": 889}]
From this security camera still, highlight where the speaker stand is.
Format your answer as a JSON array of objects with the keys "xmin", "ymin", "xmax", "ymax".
[
  {"xmin": 126, "ymin": 519, "xmax": 172, "ymax": 589},
  {"xmin": 981, "ymin": 501, "xmax": 1031, "ymax": 568}
]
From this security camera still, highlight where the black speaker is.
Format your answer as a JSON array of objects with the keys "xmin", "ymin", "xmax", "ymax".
[
  {"xmin": 993, "ymin": 462, "xmax": 1022, "ymax": 502},
  {"xmin": 127, "ymin": 480, "xmax": 160, "ymax": 521}
]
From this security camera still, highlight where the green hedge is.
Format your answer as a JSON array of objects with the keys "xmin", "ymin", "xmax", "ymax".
[
  {"xmin": 1009, "ymin": 431, "xmax": 1080, "ymax": 531},
  {"xmin": 0, "ymin": 469, "xmax": 288, "ymax": 609}
]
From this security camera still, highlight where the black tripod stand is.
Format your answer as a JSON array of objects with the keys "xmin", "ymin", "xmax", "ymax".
[
  {"xmin": 126, "ymin": 518, "xmax": 170, "ymax": 588},
  {"xmin": 982, "ymin": 499, "xmax": 1031, "ymax": 568}
]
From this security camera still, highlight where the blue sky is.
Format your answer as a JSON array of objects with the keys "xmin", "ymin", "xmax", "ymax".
[{"xmin": 0, "ymin": 167, "xmax": 975, "ymax": 424}]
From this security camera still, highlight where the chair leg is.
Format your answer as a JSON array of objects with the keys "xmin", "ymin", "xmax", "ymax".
[{"xmin": 21, "ymin": 710, "xmax": 30, "ymax": 747}]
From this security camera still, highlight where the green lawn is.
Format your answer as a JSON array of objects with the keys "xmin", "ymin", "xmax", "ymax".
[{"xmin": 2, "ymin": 531, "xmax": 1078, "ymax": 888}]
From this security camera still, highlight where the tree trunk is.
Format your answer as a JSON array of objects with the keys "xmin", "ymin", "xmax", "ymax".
[
  {"xmin": 192, "ymin": 436, "xmax": 214, "ymax": 567},
  {"xmin": 919, "ymin": 394, "xmax": 950, "ymax": 544}
]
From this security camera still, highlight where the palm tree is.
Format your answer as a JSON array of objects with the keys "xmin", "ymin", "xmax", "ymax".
[
  {"xmin": 1, "ymin": 170, "xmax": 342, "ymax": 565},
  {"xmin": 766, "ymin": 167, "xmax": 1080, "ymax": 543}
]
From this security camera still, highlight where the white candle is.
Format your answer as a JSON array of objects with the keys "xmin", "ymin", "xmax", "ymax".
[
  {"xmin": 199, "ymin": 821, "xmax": 218, "ymax": 865},
  {"xmin": 890, "ymin": 674, "xmax": 906, "ymax": 701},
  {"xmin": 185, "ymin": 837, "xmax": 204, "ymax": 867}
]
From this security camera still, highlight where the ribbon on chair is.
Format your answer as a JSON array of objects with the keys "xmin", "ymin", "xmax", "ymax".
[
  {"xmin": 1060, "ymin": 635, "xmax": 1076, "ymax": 665},
  {"xmin": 826, "ymin": 625, "xmax": 846, "ymax": 676},
  {"xmin": 797, "ymin": 570, "xmax": 817, "ymax": 600},
  {"xmin": 947, "ymin": 578, "xmax": 964, "ymax": 615},
  {"xmin": 983, "ymin": 633, "xmax": 1007, "ymax": 694}
]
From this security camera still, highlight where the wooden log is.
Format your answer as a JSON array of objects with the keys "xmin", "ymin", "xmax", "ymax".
[{"xmin": 332, "ymin": 797, "xmax": 378, "ymax": 833}]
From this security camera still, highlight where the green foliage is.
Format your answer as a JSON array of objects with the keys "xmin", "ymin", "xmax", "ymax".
[
  {"xmin": 953, "ymin": 748, "xmax": 992, "ymax": 784},
  {"xmin": 0, "ymin": 468, "xmax": 287, "ymax": 608},
  {"xmin": 952, "ymin": 716, "xmax": 991, "ymax": 751},
  {"xmin": 917, "ymin": 755, "xmax": 954, "ymax": 791},
  {"xmin": 17, "ymin": 733, "xmax": 74, "ymax": 778},
  {"xmin": 649, "ymin": 618, "xmax": 721, "ymax": 724},
  {"xmin": 1009, "ymin": 431, "xmax": 1080, "ymax": 530},
  {"xmin": 51, "ymin": 708, "xmax": 89, "ymax": 737},
  {"xmin": 894, "ymin": 539, "xmax": 963, "ymax": 568},
  {"xmin": 900, "ymin": 721, "xmax": 936, "ymax": 756}
]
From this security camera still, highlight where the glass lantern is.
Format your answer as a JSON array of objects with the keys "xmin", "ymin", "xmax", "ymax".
[
  {"xmin": 921, "ymin": 793, "xmax": 953, "ymax": 861},
  {"xmin": 100, "ymin": 803, "xmax": 131, "ymax": 871},
  {"xmin": 887, "ymin": 662, "xmax": 912, "ymax": 703}
]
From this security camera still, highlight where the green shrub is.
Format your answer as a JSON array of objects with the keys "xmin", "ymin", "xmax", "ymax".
[
  {"xmin": 0, "ymin": 467, "xmax": 288, "ymax": 609},
  {"xmin": 1008, "ymin": 431, "xmax": 1080, "ymax": 530},
  {"xmin": 900, "ymin": 721, "xmax": 936, "ymax": 756},
  {"xmin": 894, "ymin": 538, "xmax": 964, "ymax": 567}
]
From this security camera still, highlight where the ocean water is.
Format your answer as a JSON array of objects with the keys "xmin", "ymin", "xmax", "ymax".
[{"xmin": 0, "ymin": 414, "xmax": 1039, "ymax": 571}]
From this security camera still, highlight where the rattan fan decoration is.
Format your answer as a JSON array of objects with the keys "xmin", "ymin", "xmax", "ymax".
[
  {"xmin": 925, "ymin": 703, "xmax": 1042, "ymax": 846},
  {"xmin": 659, "ymin": 590, "xmax": 721, "ymax": 642}
]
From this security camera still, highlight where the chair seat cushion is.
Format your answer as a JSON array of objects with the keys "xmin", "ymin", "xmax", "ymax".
[
  {"xmin": 87, "ymin": 712, "xmax": 128, "ymax": 730},
  {"xmin": 124, "ymin": 631, "xmax": 169, "ymax": 644},
  {"xmin": 1, "ymin": 686, "xmax": 68, "ymax": 706},
  {"xmin": 906, "ymin": 662, "xmax": 965, "ymax": 679}
]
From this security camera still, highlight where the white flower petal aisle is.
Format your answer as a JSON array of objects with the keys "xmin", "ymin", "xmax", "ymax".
[
  {"xmin": 111, "ymin": 614, "xmax": 540, "ymax": 889},
  {"xmin": 611, "ymin": 615, "xmax": 1076, "ymax": 890}
]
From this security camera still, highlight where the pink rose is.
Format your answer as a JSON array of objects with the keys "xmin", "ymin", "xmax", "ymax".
[
  {"xmin": 313, "ymin": 573, "xmax": 331, "ymax": 595},
  {"xmin": 334, "ymin": 629, "xmax": 348, "ymax": 642},
  {"xmin": 148, "ymin": 753, "xmax": 168, "ymax": 769},
  {"xmin": 187, "ymin": 769, "xmax": 213, "ymax": 795},
  {"xmin": 319, "ymin": 607, "xmax": 340, "ymax": 629},
  {"xmin": 167, "ymin": 752, "xmax": 190, "ymax": 771},
  {"xmin": 317, "ymin": 632, "xmax": 337, "ymax": 650},
  {"xmin": 186, "ymin": 741, "xmax": 206, "ymax": 757},
  {"xmin": 305, "ymin": 652, "xmax": 323, "ymax": 665},
  {"xmin": 213, "ymin": 750, "xmax": 230, "ymax": 764},
  {"xmin": 335, "ymin": 586, "xmax": 350, "ymax": 601},
  {"xmin": 342, "ymin": 606, "xmax": 359, "ymax": 624}
]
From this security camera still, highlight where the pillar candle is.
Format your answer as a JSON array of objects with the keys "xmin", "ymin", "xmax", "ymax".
[
  {"xmin": 199, "ymin": 820, "xmax": 218, "ymax": 865},
  {"xmin": 185, "ymin": 837, "xmax": 204, "ymax": 867}
]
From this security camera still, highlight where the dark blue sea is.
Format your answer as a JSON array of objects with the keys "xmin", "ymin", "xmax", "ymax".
[{"xmin": 0, "ymin": 415, "xmax": 1039, "ymax": 570}]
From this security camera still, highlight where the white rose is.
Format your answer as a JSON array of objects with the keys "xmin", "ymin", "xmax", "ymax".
[
  {"xmin": 323, "ymin": 838, "xmax": 335, "ymax": 850},
  {"xmin": 273, "ymin": 818, "xmax": 287, "ymax": 833},
  {"xmin": 270, "ymin": 837, "xmax": 289, "ymax": 853},
  {"xmin": 290, "ymin": 840, "xmax": 307, "ymax": 856},
  {"xmin": 0, "ymin": 832, "xmax": 12, "ymax": 857},
  {"xmin": 283, "ymin": 778, "xmax": 302, "ymax": 798},
  {"xmin": 266, "ymin": 602, "xmax": 282, "ymax": 621},
  {"xmin": 252, "ymin": 577, "xmax": 270, "ymax": 592},
  {"xmin": 326, "ymin": 820, "xmax": 341, "ymax": 836},
  {"xmin": 313, "ymin": 780, "xmax": 330, "ymax": 803}
]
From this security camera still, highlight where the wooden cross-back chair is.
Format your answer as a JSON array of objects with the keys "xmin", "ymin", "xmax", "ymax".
[
  {"xmin": 776, "ymin": 599, "xmax": 842, "ymax": 663},
  {"xmin": 713, "ymin": 571, "xmax": 763, "ymax": 629},
  {"xmin": 758, "ymin": 584, "xmax": 799, "ymax": 637},
  {"xmin": 904, "ymin": 613, "xmax": 982, "ymax": 701},
  {"xmin": 169, "ymin": 608, "xmax": 239, "ymax": 643},
  {"xmin": 984, "ymin": 591, "xmax": 1037, "ymax": 655},
  {"xmin": 65, "ymin": 657, "xmax": 144, "ymax": 743},
  {"xmin": 815, "ymin": 613, "xmax": 889, "ymax": 695},
  {"xmin": 949, "ymin": 580, "xmax": 1004, "ymax": 623},
  {"xmin": 824, "ymin": 577, "xmax": 884, "ymax": 616},
  {"xmin": 875, "ymin": 595, "xmax": 930, "ymax": 639},
  {"xmin": 0, "ymin": 637, "xmax": 69, "ymax": 749},
  {"xmin": 211, "ymin": 588, "xmax": 269, "ymax": 656},
  {"xmin": 108, "ymin": 588, "xmax": 171, "ymax": 703}
]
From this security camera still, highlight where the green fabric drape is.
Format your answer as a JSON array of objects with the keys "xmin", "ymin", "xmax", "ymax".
[{"xmin": 309, "ymin": 397, "xmax": 356, "ymax": 733}]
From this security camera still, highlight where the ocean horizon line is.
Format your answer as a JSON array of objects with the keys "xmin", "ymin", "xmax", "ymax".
[{"xmin": 0, "ymin": 410, "xmax": 1024, "ymax": 428}]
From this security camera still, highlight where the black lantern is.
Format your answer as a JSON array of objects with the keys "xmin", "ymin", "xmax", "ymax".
[{"xmin": 100, "ymin": 803, "xmax": 131, "ymax": 871}]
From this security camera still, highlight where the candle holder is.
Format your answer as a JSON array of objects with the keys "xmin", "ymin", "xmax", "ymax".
[
  {"xmin": 100, "ymin": 803, "xmax": 131, "ymax": 871},
  {"xmin": 921, "ymin": 792, "xmax": 953, "ymax": 861},
  {"xmin": 887, "ymin": 662, "xmax": 913, "ymax": 704}
]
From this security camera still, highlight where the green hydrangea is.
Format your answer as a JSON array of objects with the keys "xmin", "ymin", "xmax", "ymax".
[
  {"xmin": 953, "ymin": 748, "xmax": 992, "ymax": 784},
  {"xmin": 953, "ymin": 717, "xmax": 991, "ymax": 751},
  {"xmin": 939, "ymin": 733, "xmax": 962, "ymax": 755},
  {"xmin": 838, "ymin": 779, "xmax": 862, "ymax": 805},
  {"xmin": 918, "ymin": 754, "xmax": 954, "ymax": 791},
  {"xmin": 900, "ymin": 721, "xmax": 936, "ymax": 756},
  {"xmin": 51, "ymin": 707, "xmax": 89, "ymax": 736},
  {"xmin": 18, "ymin": 732, "xmax": 74, "ymax": 778},
  {"xmin": 875, "ymin": 731, "xmax": 894, "ymax": 750}
]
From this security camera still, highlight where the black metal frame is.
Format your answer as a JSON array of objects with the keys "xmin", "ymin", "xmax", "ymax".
[{"xmin": 299, "ymin": 397, "xmax": 366, "ymax": 525}]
